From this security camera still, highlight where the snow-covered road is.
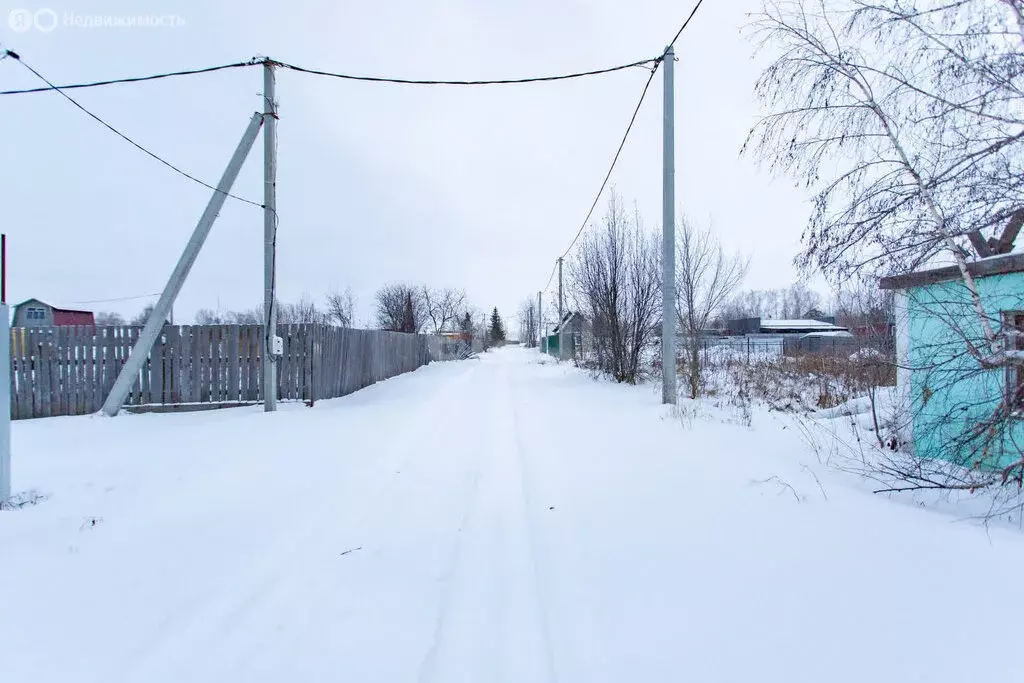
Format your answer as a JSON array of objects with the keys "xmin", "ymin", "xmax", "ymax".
[{"xmin": 3, "ymin": 347, "xmax": 1024, "ymax": 682}]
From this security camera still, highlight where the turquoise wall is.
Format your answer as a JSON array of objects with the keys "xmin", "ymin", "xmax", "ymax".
[{"xmin": 906, "ymin": 271, "xmax": 1024, "ymax": 466}]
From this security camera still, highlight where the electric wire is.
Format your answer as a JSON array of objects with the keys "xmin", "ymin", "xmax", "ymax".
[
  {"xmin": 538, "ymin": 0, "xmax": 708, "ymax": 293},
  {"xmin": 665, "ymin": 0, "xmax": 707, "ymax": 50},
  {"xmin": 270, "ymin": 57, "xmax": 657, "ymax": 86},
  {"xmin": 3, "ymin": 50, "xmax": 265, "ymax": 208},
  {"xmin": 68, "ymin": 292, "xmax": 161, "ymax": 305},
  {"xmin": 0, "ymin": 59, "xmax": 259, "ymax": 96},
  {"xmin": 541, "ymin": 60, "xmax": 661, "ymax": 293}
]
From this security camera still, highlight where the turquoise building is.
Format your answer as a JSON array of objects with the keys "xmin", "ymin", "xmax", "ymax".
[{"xmin": 880, "ymin": 254, "xmax": 1023, "ymax": 467}]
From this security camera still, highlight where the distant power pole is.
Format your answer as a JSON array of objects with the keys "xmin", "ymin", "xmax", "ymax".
[
  {"xmin": 661, "ymin": 45, "xmax": 677, "ymax": 405},
  {"xmin": 557, "ymin": 257, "xmax": 564, "ymax": 320},
  {"xmin": 537, "ymin": 290, "xmax": 543, "ymax": 347},
  {"xmin": 263, "ymin": 59, "xmax": 279, "ymax": 412}
]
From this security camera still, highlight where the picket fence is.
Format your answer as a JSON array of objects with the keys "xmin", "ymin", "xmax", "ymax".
[{"xmin": 9, "ymin": 324, "xmax": 439, "ymax": 419}]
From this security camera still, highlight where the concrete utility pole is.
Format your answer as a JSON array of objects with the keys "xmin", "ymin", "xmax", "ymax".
[
  {"xmin": 661, "ymin": 45, "xmax": 678, "ymax": 405},
  {"xmin": 101, "ymin": 112, "xmax": 265, "ymax": 417},
  {"xmin": 537, "ymin": 290, "xmax": 543, "ymax": 348},
  {"xmin": 557, "ymin": 257, "xmax": 564, "ymax": 320},
  {"xmin": 0, "ymin": 234, "xmax": 10, "ymax": 504},
  {"xmin": 263, "ymin": 60, "xmax": 279, "ymax": 412}
]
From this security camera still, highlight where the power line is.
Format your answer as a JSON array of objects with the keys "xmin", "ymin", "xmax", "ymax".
[
  {"xmin": 539, "ymin": 0, "xmax": 707, "ymax": 291},
  {"xmin": 0, "ymin": 59, "xmax": 259, "ymax": 96},
  {"xmin": 542, "ymin": 60, "xmax": 662, "ymax": 294},
  {"xmin": 273, "ymin": 57, "xmax": 658, "ymax": 86},
  {"xmin": 68, "ymin": 292, "xmax": 161, "ymax": 305},
  {"xmin": 0, "ymin": 55, "xmax": 660, "ymax": 95},
  {"xmin": 666, "ymin": 0, "xmax": 707, "ymax": 50},
  {"xmin": 2, "ymin": 50, "xmax": 264, "ymax": 208}
]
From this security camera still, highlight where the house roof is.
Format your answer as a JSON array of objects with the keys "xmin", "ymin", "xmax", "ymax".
[
  {"xmin": 761, "ymin": 319, "xmax": 848, "ymax": 332},
  {"xmin": 878, "ymin": 253, "xmax": 1024, "ymax": 290},
  {"xmin": 799, "ymin": 330, "xmax": 854, "ymax": 338},
  {"xmin": 13, "ymin": 298, "xmax": 93, "ymax": 315},
  {"xmin": 552, "ymin": 311, "xmax": 584, "ymax": 334}
]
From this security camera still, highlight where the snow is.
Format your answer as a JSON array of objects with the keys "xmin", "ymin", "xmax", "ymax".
[
  {"xmin": 2, "ymin": 347, "xmax": 1024, "ymax": 682},
  {"xmin": 800, "ymin": 330, "xmax": 854, "ymax": 338}
]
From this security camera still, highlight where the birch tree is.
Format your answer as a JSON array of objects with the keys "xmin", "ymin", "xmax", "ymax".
[
  {"xmin": 746, "ymin": 0, "xmax": 1024, "ymax": 350},
  {"xmin": 676, "ymin": 219, "xmax": 748, "ymax": 398}
]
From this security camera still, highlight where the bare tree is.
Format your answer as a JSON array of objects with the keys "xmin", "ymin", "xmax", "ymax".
[
  {"xmin": 194, "ymin": 308, "xmax": 222, "ymax": 325},
  {"xmin": 745, "ymin": 0, "xmax": 1024, "ymax": 348},
  {"xmin": 95, "ymin": 311, "xmax": 126, "ymax": 326},
  {"xmin": 676, "ymin": 219, "xmax": 748, "ymax": 398},
  {"xmin": 570, "ymin": 193, "xmax": 661, "ymax": 383},
  {"xmin": 227, "ymin": 308, "xmax": 262, "ymax": 325},
  {"xmin": 518, "ymin": 298, "xmax": 539, "ymax": 348},
  {"xmin": 375, "ymin": 283, "xmax": 425, "ymax": 333},
  {"xmin": 721, "ymin": 284, "xmax": 823, "ymax": 321},
  {"xmin": 747, "ymin": 0, "xmax": 1024, "ymax": 499},
  {"xmin": 129, "ymin": 303, "xmax": 167, "ymax": 326},
  {"xmin": 422, "ymin": 287, "xmax": 466, "ymax": 334},
  {"xmin": 277, "ymin": 294, "xmax": 326, "ymax": 324},
  {"xmin": 325, "ymin": 287, "xmax": 355, "ymax": 328}
]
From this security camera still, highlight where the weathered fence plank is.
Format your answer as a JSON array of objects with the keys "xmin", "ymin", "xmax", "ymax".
[{"xmin": 8, "ymin": 324, "xmax": 444, "ymax": 418}]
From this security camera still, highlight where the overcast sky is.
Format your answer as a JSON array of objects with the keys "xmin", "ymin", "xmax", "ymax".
[{"xmin": 1, "ymin": 0, "xmax": 812, "ymax": 327}]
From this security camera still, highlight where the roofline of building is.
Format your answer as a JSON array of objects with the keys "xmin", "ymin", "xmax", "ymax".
[
  {"xmin": 12, "ymin": 298, "xmax": 93, "ymax": 316},
  {"xmin": 879, "ymin": 253, "xmax": 1024, "ymax": 290},
  {"xmin": 51, "ymin": 306, "xmax": 94, "ymax": 315}
]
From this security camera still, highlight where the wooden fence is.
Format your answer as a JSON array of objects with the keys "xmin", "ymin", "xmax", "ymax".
[{"xmin": 9, "ymin": 324, "xmax": 438, "ymax": 419}]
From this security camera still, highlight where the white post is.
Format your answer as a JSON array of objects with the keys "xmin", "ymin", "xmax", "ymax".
[
  {"xmin": 661, "ymin": 46, "xmax": 677, "ymax": 405},
  {"xmin": 538, "ymin": 291, "xmax": 543, "ymax": 349},
  {"xmin": 100, "ymin": 112, "xmax": 265, "ymax": 416},
  {"xmin": 263, "ymin": 60, "xmax": 279, "ymax": 412},
  {"xmin": 0, "ymin": 302, "xmax": 9, "ymax": 503}
]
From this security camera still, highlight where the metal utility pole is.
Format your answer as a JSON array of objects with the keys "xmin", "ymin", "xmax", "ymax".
[
  {"xmin": 661, "ymin": 45, "xmax": 677, "ymax": 405},
  {"xmin": 557, "ymin": 257, "xmax": 564, "ymax": 320},
  {"xmin": 101, "ymin": 112, "xmax": 265, "ymax": 416},
  {"xmin": 263, "ymin": 60, "xmax": 279, "ymax": 412},
  {"xmin": 0, "ymin": 234, "xmax": 10, "ymax": 504}
]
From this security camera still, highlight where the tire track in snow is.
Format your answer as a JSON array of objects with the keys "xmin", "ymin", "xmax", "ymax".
[
  {"xmin": 416, "ymin": 359, "xmax": 556, "ymax": 683},
  {"xmin": 119, "ymin": 363, "xmax": 481, "ymax": 682},
  {"xmin": 195, "ymin": 361, "xmax": 488, "ymax": 680},
  {"xmin": 507, "ymin": 360, "xmax": 613, "ymax": 683}
]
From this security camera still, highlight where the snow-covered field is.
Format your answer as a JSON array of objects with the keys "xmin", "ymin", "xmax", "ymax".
[{"xmin": 2, "ymin": 346, "xmax": 1023, "ymax": 682}]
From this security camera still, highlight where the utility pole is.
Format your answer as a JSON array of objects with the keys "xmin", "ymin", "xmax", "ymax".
[
  {"xmin": 661, "ymin": 45, "xmax": 677, "ymax": 405},
  {"xmin": 101, "ymin": 113, "xmax": 265, "ymax": 416},
  {"xmin": 0, "ymin": 234, "xmax": 10, "ymax": 504},
  {"xmin": 537, "ymin": 290, "xmax": 543, "ymax": 348},
  {"xmin": 263, "ymin": 59, "xmax": 279, "ymax": 412},
  {"xmin": 557, "ymin": 257, "xmax": 564, "ymax": 320}
]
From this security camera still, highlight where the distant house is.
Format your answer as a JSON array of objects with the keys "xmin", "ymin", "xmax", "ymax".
[
  {"xmin": 725, "ymin": 316, "xmax": 849, "ymax": 336},
  {"xmin": 12, "ymin": 298, "xmax": 95, "ymax": 327},
  {"xmin": 437, "ymin": 330, "xmax": 473, "ymax": 358},
  {"xmin": 879, "ymin": 253, "xmax": 1024, "ymax": 466},
  {"xmin": 544, "ymin": 311, "xmax": 588, "ymax": 360}
]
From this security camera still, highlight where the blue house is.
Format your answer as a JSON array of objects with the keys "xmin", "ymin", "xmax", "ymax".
[{"xmin": 879, "ymin": 254, "xmax": 1024, "ymax": 467}]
